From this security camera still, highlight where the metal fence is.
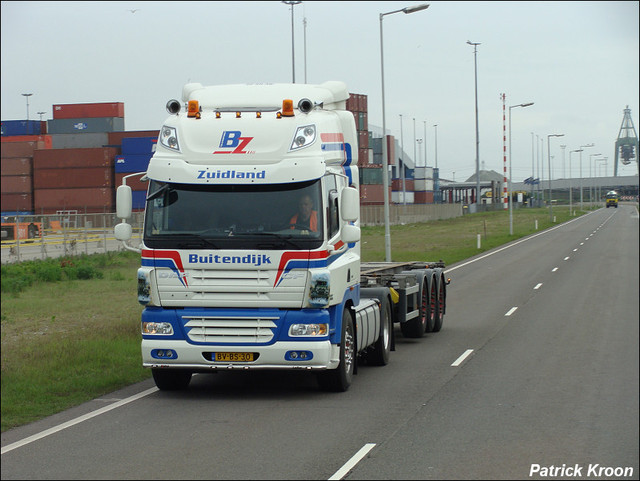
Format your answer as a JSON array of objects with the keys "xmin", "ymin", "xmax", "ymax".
[
  {"xmin": 1, "ymin": 204, "xmax": 466, "ymax": 264},
  {"xmin": 1, "ymin": 212, "xmax": 144, "ymax": 264}
]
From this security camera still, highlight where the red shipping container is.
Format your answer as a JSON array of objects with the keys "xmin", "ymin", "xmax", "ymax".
[
  {"xmin": 107, "ymin": 130, "xmax": 160, "ymax": 147},
  {"xmin": 359, "ymin": 184, "xmax": 387, "ymax": 205},
  {"xmin": 34, "ymin": 147, "xmax": 118, "ymax": 169},
  {"xmin": 34, "ymin": 167, "xmax": 113, "ymax": 189},
  {"xmin": 392, "ymin": 179, "xmax": 415, "ymax": 191},
  {"xmin": 414, "ymin": 191, "xmax": 435, "ymax": 204},
  {"xmin": 1, "ymin": 193, "xmax": 33, "ymax": 212},
  {"xmin": 358, "ymin": 131, "xmax": 369, "ymax": 150},
  {"xmin": 53, "ymin": 102, "xmax": 124, "ymax": 119},
  {"xmin": 115, "ymin": 172, "xmax": 149, "ymax": 191},
  {"xmin": 1, "ymin": 175, "xmax": 32, "ymax": 194},
  {"xmin": 2, "ymin": 157, "xmax": 32, "ymax": 176},
  {"xmin": 1, "ymin": 138, "xmax": 51, "ymax": 157},
  {"xmin": 34, "ymin": 187, "xmax": 114, "ymax": 213}
]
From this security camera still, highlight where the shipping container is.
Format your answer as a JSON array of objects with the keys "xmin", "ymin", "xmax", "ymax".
[
  {"xmin": 391, "ymin": 178, "xmax": 415, "ymax": 191},
  {"xmin": 121, "ymin": 136, "xmax": 157, "ymax": 155},
  {"xmin": 115, "ymin": 172, "xmax": 149, "ymax": 191},
  {"xmin": 360, "ymin": 166, "xmax": 383, "ymax": 185},
  {"xmin": 359, "ymin": 184, "xmax": 387, "ymax": 205},
  {"xmin": 1, "ymin": 137, "xmax": 52, "ymax": 157},
  {"xmin": 132, "ymin": 190, "xmax": 147, "ymax": 210},
  {"xmin": 1, "ymin": 120, "xmax": 46, "ymax": 136},
  {"xmin": 414, "ymin": 179, "xmax": 435, "ymax": 191},
  {"xmin": 34, "ymin": 147, "xmax": 118, "ymax": 169},
  {"xmin": 414, "ymin": 191, "xmax": 435, "ymax": 204},
  {"xmin": 391, "ymin": 191, "xmax": 414, "ymax": 204},
  {"xmin": 1, "ymin": 157, "xmax": 32, "ymax": 176},
  {"xmin": 114, "ymin": 153, "xmax": 152, "ymax": 173},
  {"xmin": 50, "ymin": 133, "xmax": 109, "ymax": 149},
  {"xmin": 47, "ymin": 117, "xmax": 125, "ymax": 134},
  {"xmin": 52, "ymin": 102, "xmax": 124, "ymax": 119},
  {"xmin": 358, "ymin": 148, "xmax": 372, "ymax": 167},
  {"xmin": 107, "ymin": 130, "xmax": 160, "ymax": 146},
  {"xmin": 1, "ymin": 194, "xmax": 33, "ymax": 213},
  {"xmin": 357, "ymin": 112, "xmax": 368, "ymax": 132},
  {"xmin": 1, "ymin": 175, "xmax": 32, "ymax": 194},
  {"xmin": 358, "ymin": 131, "xmax": 368, "ymax": 150},
  {"xmin": 34, "ymin": 167, "xmax": 113, "ymax": 189},
  {"xmin": 34, "ymin": 187, "xmax": 114, "ymax": 214}
]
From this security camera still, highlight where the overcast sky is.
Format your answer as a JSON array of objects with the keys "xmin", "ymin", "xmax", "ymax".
[{"xmin": 2, "ymin": 1, "xmax": 638, "ymax": 181}]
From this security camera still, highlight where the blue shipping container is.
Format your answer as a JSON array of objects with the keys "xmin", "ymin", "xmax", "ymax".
[
  {"xmin": 114, "ymin": 154, "xmax": 152, "ymax": 173},
  {"xmin": 121, "ymin": 136, "xmax": 157, "ymax": 155},
  {"xmin": 1, "ymin": 120, "xmax": 43, "ymax": 136},
  {"xmin": 132, "ymin": 190, "xmax": 147, "ymax": 210}
]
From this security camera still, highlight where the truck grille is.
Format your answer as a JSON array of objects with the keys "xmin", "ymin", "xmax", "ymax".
[{"xmin": 183, "ymin": 315, "xmax": 278, "ymax": 343}]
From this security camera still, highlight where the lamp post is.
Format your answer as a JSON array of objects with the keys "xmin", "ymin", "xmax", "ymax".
[
  {"xmin": 547, "ymin": 134, "xmax": 564, "ymax": 222},
  {"xmin": 22, "ymin": 93, "xmax": 33, "ymax": 134},
  {"xmin": 423, "ymin": 120, "xmax": 428, "ymax": 167},
  {"xmin": 416, "ymin": 138, "xmax": 423, "ymax": 166},
  {"xmin": 596, "ymin": 157, "xmax": 607, "ymax": 201},
  {"xmin": 467, "ymin": 41, "xmax": 481, "ymax": 208},
  {"xmin": 281, "ymin": 1, "xmax": 301, "ymax": 83},
  {"xmin": 578, "ymin": 143, "xmax": 594, "ymax": 210},
  {"xmin": 433, "ymin": 124, "xmax": 438, "ymax": 169},
  {"xmin": 508, "ymin": 102, "xmax": 534, "ymax": 235},
  {"xmin": 569, "ymin": 149, "xmax": 583, "ymax": 215},
  {"xmin": 400, "ymin": 114, "xmax": 406, "ymax": 205},
  {"xmin": 379, "ymin": 3, "xmax": 429, "ymax": 261},
  {"xmin": 589, "ymin": 152, "xmax": 601, "ymax": 204},
  {"xmin": 37, "ymin": 111, "xmax": 46, "ymax": 121}
]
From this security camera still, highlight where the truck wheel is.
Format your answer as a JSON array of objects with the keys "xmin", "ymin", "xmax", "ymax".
[
  {"xmin": 432, "ymin": 276, "xmax": 446, "ymax": 333},
  {"xmin": 425, "ymin": 275, "xmax": 437, "ymax": 333},
  {"xmin": 400, "ymin": 278, "xmax": 427, "ymax": 338},
  {"xmin": 152, "ymin": 369, "xmax": 192, "ymax": 390},
  {"xmin": 318, "ymin": 308, "xmax": 354, "ymax": 392},
  {"xmin": 367, "ymin": 295, "xmax": 391, "ymax": 366}
]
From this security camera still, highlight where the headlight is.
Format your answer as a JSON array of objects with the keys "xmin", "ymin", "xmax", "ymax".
[
  {"xmin": 160, "ymin": 125, "xmax": 180, "ymax": 152},
  {"xmin": 289, "ymin": 324, "xmax": 328, "ymax": 337},
  {"xmin": 142, "ymin": 322, "xmax": 174, "ymax": 335},
  {"xmin": 289, "ymin": 124, "xmax": 316, "ymax": 151}
]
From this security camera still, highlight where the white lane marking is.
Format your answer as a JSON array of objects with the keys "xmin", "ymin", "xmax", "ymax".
[
  {"xmin": 328, "ymin": 443, "xmax": 376, "ymax": 480},
  {"xmin": 1, "ymin": 387, "xmax": 158, "ymax": 455},
  {"xmin": 552, "ymin": 267, "xmax": 558, "ymax": 272},
  {"xmin": 564, "ymin": 257, "xmax": 570, "ymax": 261},
  {"xmin": 573, "ymin": 248, "xmax": 578, "ymax": 252},
  {"xmin": 505, "ymin": 307, "xmax": 518, "ymax": 316},
  {"xmin": 444, "ymin": 212, "xmax": 596, "ymax": 273},
  {"xmin": 580, "ymin": 242, "xmax": 584, "ymax": 245},
  {"xmin": 451, "ymin": 349, "xmax": 474, "ymax": 367},
  {"xmin": 534, "ymin": 283, "xmax": 543, "ymax": 290}
]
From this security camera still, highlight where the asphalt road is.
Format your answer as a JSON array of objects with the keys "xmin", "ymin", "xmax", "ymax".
[{"xmin": 1, "ymin": 206, "xmax": 638, "ymax": 480}]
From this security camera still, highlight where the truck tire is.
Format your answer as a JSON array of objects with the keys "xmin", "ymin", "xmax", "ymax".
[
  {"xmin": 432, "ymin": 275, "xmax": 446, "ymax": 333},
  {"xmin": 367, "ymin": 295, "xmax": 391, "ymax": 366},
  {"xmin": 317, "ymin": 308, "xmax": 354, "ymax": 392},
  {"xmin": 400, "ymin": 277, "xmax": 428, "ymax": 338},
  {"xmin": 152, "ymin": 369, "xmax": 192, "ymax": 390}
]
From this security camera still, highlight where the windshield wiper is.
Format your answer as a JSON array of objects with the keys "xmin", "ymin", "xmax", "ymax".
[
  {"xmin": 161, "ymin": 234, "xmax": 219, "ymax": 249},
  {"xmin": 234, "ymin": 232, "xmax": 304, "ymax": 249}
]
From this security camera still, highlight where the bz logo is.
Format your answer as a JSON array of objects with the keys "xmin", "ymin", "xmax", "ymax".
[{"xmin": 214, "ymin": 131, "xmax": 254, "ymax": 154}]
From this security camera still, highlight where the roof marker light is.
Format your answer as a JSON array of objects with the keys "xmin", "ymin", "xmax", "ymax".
[
  {"xmin": 256, "ymin": 112, "xmax": 262, "ymax": 118},
  {"xmin": 215, "ymin": 111, "xmax": 221, "ymax": 119},
  {"xmin": 236, "ymin": 112, "xmax": 241, "ymax": 118},
  {"xmin": 282, "ymin": 99, "xmax": 294, "ymax": 117},
  {"xmin": 187, "ymin": 100, "xmax": 199, "ymax": 118}
]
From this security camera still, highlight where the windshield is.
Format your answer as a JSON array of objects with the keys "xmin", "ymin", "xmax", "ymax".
[{"xmin": 143, "ymin": 179, "xmax": 323, "ymax": 250}]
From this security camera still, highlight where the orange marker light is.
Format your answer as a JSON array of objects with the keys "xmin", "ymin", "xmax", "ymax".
[
  {"xmin": 282, "ymin": 99, "xmax": 294, "ymax": 117},
  {"xmin": 215, "ymin": 111, "xmax": 221, "ymax": 119},
  {"xmin": 187, "ymin": 100, "xmax": 199, "ymax": 118}
]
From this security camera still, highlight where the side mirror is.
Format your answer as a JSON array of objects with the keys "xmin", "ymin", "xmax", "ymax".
[
  {"xmin": 114, "ymin": 222, "xmax": 132, "ymax": 241},
  {"xmin": 340, "ymin": 186, "xmax": 359, "ymax": 222},
  {"xmin": 341, "ymin": 224, "xmax": 360, "ymax": 244},
  {"xmin": 116, "ymin": 185, "xmax": 133, "ymax": 220}
]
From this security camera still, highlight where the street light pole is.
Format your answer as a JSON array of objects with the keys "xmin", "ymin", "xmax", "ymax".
[
  {"xmin": 467, "ymin": 41, "xmax": 481, "ymax": 208},
  {"xmin": 433, "ymin": 124, "xmax": 438, "ymax": 169},
  {"xmin": 379, "ymin": 3, "xmax": 430, "ymax": 262},
  {"xmin": 281, "ymin": 1, "xmax": 301, "ymax": 83},
  {"xmin": 400, "ymin": 114, "xmax": 406, "ymax": 205},
  {"xmin": 569, "ymin": 149, "xmax": 583, "ymax": 215},
  {"xmin": 589, "ymin": 152, "xmax": 600, "ymax": 204},
  {"xmin": 508, "ymin": 102, "xmax": 534, "ymax": 235},
  {"xmin": 579, "ymin": 143, "xmax": 594, "ymax": 210},
  {"xmin": 547, "ymin": 134, "xmax": 564, "ymax": 222}
]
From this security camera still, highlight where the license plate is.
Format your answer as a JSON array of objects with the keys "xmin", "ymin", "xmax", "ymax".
[{"xmin": 214, "ymin": 352, "xmax": 254, "ymax": 362}]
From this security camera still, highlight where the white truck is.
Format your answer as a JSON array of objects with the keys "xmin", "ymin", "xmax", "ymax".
[{"xmin": 115, "ymin": 81, "xmax": 449, "ymax": 392}]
